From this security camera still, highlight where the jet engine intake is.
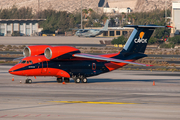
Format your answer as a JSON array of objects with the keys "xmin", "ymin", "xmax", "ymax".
[
  {"xmin": 23, "ymin": 45, "xmax": 51, "ymax": 57},
  {"xmin": 45, "ymin": 46, "xmax": 80, "ymax": 60}
]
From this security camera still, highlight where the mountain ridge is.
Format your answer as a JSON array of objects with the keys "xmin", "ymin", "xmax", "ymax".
[{"xmin": 0, "ymin": 0, "xmax": 173, "ymax": 13}]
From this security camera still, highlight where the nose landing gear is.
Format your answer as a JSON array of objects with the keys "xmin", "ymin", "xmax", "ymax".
[
  {"xmin": 57, "ymin": 78, "xmax": 63, "ymax": 83},
  {"xmin": 57, "ymin": 77, "xmax": 70, "ymax": 83},
  {"xmin": 25, "ymin": 79, "xmax": 32, "ymax": 84}
]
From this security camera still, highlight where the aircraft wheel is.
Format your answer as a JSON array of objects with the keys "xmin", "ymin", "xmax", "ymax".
[
  {"xmin": 28, "ymin": 79, "xmax": 32, "ymax": 84},
  {"xmin": 74, "ymin": 78, "xmax": 81, "ymax": 83},
  {"xmin": 25, "ymin": 79, "xmax": 29, "ymax": 83},
  {"xmin": 64, "ymin": 78, "xmax": 70, "ymax": 83},
  {"xmin": 57, "ymin": 78, "xmax": 63, "ymax": 83},
  {"xmin": 25, "ymin": 79, "xmax": 32, "ymax": 84},
  {"xmin": 81, "ymin": 77, "xmax": 87, "ymax": 83}
]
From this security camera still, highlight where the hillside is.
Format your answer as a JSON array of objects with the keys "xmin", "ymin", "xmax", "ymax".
[
  {"xmin": 0, "ymin": 0, "xmax": 99, "ymax": 13},
  {"xmin": 0, "ymin": 0, "xmax": 173, "ymax": 13},
  {"xmin": 134, "ymin": 0, "xmax": 172, "ymax": 12}
]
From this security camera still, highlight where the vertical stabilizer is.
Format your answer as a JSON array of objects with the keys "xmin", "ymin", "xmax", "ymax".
[
  {"xmin": 101, "ymin": 19, "xmax": 109, "ymax": 31},
  {"xmin": 121, "ymin": 25, "xmax": 166, "ymax": 55}
]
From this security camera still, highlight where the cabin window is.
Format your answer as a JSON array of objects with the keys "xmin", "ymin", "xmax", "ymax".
[
  {"xmin": 27, "ymin": 61, "xmax": 29, "ymax": 64},
  {"xmin": 21, "ymin": 60, "xmax": 26, "ymax": 64},
  {"xmin": 29, "ymin": 60, "xmax": 33, "ymax": 64}
]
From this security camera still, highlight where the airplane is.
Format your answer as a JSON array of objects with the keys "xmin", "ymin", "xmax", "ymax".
[
  {"xmin": 75, "ymin": 20, "xmax": 109, "ymax": 37},
  {"xmin": 9, "ymin": 25, "xmax": 170, "ymax": 84}
]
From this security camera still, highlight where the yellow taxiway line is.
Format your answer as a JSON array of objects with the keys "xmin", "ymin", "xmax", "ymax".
[{"xmin": 49, "ymin": 101, "xmax": 137, "ymax": 104}]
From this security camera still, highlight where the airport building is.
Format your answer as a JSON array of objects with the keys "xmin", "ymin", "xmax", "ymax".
[
  {"xmin": 171, "ymin": 0, "xmax": 180, "ymax": 36},
  {"xmin": 101, "ymin": 27, "xmax": 133, "ymax": 37},
  {"xmin": 0, "ymin": 19, "xmax": 45, "ymax": 36},
  {"xmin": 84, "ymin": 27, "xmax": 133, "ymax": 37}
]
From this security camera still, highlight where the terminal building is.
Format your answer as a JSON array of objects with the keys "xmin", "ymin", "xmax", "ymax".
[
  {"xmin": 0, "ymin": 19, "xmax": 45, "ymax": 36},
  {"xmin": 171, "ymin": 0, "xmax": 180, "ymax": 36}
]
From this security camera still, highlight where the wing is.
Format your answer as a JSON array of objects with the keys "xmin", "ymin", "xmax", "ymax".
[
  {"xmin": 13, "ymin": 57, "xmax": 24, "ymax": 61},
  {"xmin": 73, "ymin": 53, "xmax": 153, "ymax": 67}
]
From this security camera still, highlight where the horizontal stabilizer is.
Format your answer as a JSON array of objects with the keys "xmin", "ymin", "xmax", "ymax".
[
  {"xmin": 125, "ymin": 25, "xmax": 165, "ymax": 28},
  {"xmin": 73, "ymin": 53, "xmax": 153, "ymax": 67},
  {"xmin": 125, "ymin": 25, "xmax": 172, "ymax": 28}
]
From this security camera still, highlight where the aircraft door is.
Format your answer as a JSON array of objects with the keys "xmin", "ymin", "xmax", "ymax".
[
  {"xmin": 41, "ymin": 61, "xmax": 48, "ymax": 74},
  {"xmin": 92, "ymin": 63, "xmax": 96, "ymax": 70}
]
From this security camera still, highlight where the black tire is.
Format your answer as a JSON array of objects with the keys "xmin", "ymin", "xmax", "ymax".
[
  {"xmin": 57, "ymin": 78, "xmax": 63, "ymax": 83},
  {"xmin": 74, "ymin": 78, "xmax": 81, "ymax": 83},
  {"xmin": 25, "ymin": 79, "xmax": 32, "ymax": 84},
  {"xmin": 28, "ymin": 79, "xmax": 32, "ymax": 84},
  {"xmin": 81, "ymin": 77, "xmax": 87, "ymax": 83},
  {"xmin": 25, "ymin": 79, "xmax": 29, "ymax": 83},
  {"xmin": 64, "ymin": 78, "xmax": 70, "ymax": 83}
]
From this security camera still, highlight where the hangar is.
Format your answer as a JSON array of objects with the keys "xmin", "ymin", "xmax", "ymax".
[
  {"xmin": 171, "ymin": 0, "xmax": 180, "ymax": 35},
  {"xmin": 0, "ymin": 19, "xmax": 45, "ymax": 36}
]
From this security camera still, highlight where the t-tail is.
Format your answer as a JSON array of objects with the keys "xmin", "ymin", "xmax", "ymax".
[
  {"xmin": 118, "ymin": 25, "xmax": 169, "ymax": 60},
  {"xmin": 101, "ymin": 19, "xmax": 109, "ymax": 31}
]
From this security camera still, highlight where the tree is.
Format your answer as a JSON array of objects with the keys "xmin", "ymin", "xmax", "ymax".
[
  {"xmin": 121, "ymin": 12, "xmax": 125, "ymax": 25},
  {"xmin": 111, "ymin": 35, "xmax": 127, "ymax": 45},
  {"xmin": 168, "ymin": 35, "xmax": 180, "ymax": 45},
  {"xmin": 128, "ymin": 14, "xmax": 131, "ymax": 23},
  {"xmin": 148, "ymin": 37, "xmax": 157, "ymax": 45}
]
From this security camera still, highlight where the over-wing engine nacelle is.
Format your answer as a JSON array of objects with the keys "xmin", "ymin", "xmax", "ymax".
[
  {"xmin": 44, "ymin": 46, "xmax": 80, "ymax": 60},
  {"xmin": 23, "ymin": 45, "xmax": 51, "ymax": 57}
]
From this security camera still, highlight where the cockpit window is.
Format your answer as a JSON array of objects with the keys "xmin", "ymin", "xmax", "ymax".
[
  {"xmin": 21, "ymin": 60, "xmax": 26, "ymax": 64},
  {"xmin": 19, "ymin": 60, "xmax": 22, "ymax": 63}
]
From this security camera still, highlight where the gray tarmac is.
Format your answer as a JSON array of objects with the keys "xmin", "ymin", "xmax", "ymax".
[
  {"xmin": 0, "ymin": 65, "xmax": 180, "ymax": 120},
  {"xmin": 0, "ymin": 36, "xmax": 112, "ymax": 46}
]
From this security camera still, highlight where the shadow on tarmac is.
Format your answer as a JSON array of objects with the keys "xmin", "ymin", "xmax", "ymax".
[{"xmin": 31, "ymin": 78, "xmax": 180, "ymax": 84}]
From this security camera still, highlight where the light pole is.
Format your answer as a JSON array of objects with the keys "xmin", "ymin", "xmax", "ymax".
[
  {"xmin": 38, "ymin": 0, "xmax": 40, "ymax": 19},
  {"xmin": 81, "ymin": 0, "xmax": 83, "ymax": 29},
  {"xmin": 165, "ymin": 0, "xmax": 167, "ymax": 23}
]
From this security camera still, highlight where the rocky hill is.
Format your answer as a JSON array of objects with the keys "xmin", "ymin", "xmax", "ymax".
[
  {"xmin": 134, "ymin": 0, "xmax": 172, "ymax": 12},
  {"xmin": 0, "ymin": 0, "xmax": 173, "ymax": 13},
  {"xmin": 0, "ymin": 0, "xmax": 99, "ymax": 13}
]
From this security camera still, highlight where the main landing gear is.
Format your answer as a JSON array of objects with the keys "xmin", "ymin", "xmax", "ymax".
[
  {"xmin": 56, "ymin": 78, "xmax": 70, "ymax": 83},
  {"xmin": 25, "ymin": 78, "xmax": 32, "ymax": 84},
  {"xmin": 73, "ymin": 76, "xmax": 88, "ymax": 83}
]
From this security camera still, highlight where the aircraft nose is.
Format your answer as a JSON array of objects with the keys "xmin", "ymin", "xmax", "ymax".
[
  {"xmin": 9, "ymin": 66, "xmax": 15, "ymax": 74},
  {"xmin": 9, "ymin": 65, "xmax": 18, "ymax": 75}
]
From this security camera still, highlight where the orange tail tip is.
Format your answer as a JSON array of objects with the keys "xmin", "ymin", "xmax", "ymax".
[
  {"xmin": 166, "ymin": 25, "xmax": 173, "ymax": 28},
  {"xmin": 146, "ymin": 64, "xmax": 153, "ymax": 67}
]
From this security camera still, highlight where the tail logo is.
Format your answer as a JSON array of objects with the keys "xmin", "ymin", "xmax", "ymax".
[
  {"xmin": 134, "ymin": 32, "xmax": 147, "ymax": 43},
  {"xmin": 139, "ymin": 32, "xmax": 145, "ymax": 39}
]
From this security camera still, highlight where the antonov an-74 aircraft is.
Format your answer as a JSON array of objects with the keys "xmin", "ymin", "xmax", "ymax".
[
  {"xmin": 9, "ymin": 25, "xmax": 171, "ymax": 84},
  {"xmin": 75, "ymin": 20, "xmax": 109, "ymax": 37}
]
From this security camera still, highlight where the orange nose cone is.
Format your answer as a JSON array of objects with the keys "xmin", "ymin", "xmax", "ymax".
[
  {"xmin": 8, "ymin": 64, "xmax": 24, "ymax": 76},
  {"xmin": 9, "ymin": 66, "xmax": 15, "ymax": 74}
]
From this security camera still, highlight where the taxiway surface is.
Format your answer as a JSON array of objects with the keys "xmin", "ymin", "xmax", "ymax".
[
  {"xmin": 0, "ymin": 65, "xmax": 180, "ymax": 120},
  {"xmin": 0, "ymin": 36, "xmax": 111, "ymax": 46}
]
